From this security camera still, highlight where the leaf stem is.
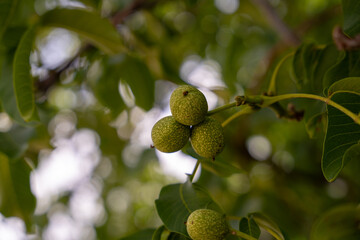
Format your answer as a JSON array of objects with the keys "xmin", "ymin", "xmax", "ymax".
[
  {"xmin": 267, "ymin": 51, "xmax": 294, "ymax": 96},
  {"xmin": 207, "ymin": 102, "xmax": 237, "ymax": 116},
  {"xmin": 222, "ymin": 106, "xmax": 257, "ymax": 127},
  {"xmin": 230, "ymin": 229, "xmax": 258, "ymax": 240},
  {"xmin": 262, "ymin": 93, "xmax": 360, "ymax": 124},
  {"xmin": 189, "ymin": 159, "xmax": 201, "ymax": 182}
]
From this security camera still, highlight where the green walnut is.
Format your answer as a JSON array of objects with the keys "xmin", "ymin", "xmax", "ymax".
[
  {"xmin": 170, "ymin": 85, "xmax": 208, "ymax": 126},
  {"xmin": 186, "ymin": 209, "xmax": 229, "ymax": 240},
  {"xmin": 151, "ymin": 116, "xmax": 190, "ymax": 153},
  {"xmin": 190, "ymin": 117, "xmax": 225, "ymax": 159}
]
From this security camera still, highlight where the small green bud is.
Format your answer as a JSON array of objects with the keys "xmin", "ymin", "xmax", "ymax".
[
  {"xmin": 186, "ymin": 209, "xmax": 229, "ymax": 240},
  {"xmin": 151, "ymin": 116, "xmax": 190, "ymax": 153},
  {"xmin": 190, "ymin": 117, "xmax": 225, "ymax": 159},
  {"xmin": 170, "ymin": 85, "xmax": 208, "ymax": 126}
]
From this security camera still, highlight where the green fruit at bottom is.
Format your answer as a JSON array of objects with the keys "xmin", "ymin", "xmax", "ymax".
[
  {"xmin": 186, "ymin": 209, "xmax": 229, "ymax": 240},
  {"xmin": 170, "ymin": 85, "xmax": 208, "ymax": 126},
  {"xmin": 190, "ymin": 117, "xmax": 224, "ymax": 159},
  {"xmin": 151, "ymin": 116, "xmax": 190, "ymax": 153}
]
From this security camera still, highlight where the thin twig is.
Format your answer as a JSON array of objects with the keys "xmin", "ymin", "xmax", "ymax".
[{"xmin": 251, "ymin": 0, "xmax": 300, "ymax": 46}]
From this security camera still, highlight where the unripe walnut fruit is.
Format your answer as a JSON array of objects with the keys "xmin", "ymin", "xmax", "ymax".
[
  {"xmin": 151, "ymin": 116, "xmax": 190, "ymax": 153},
  {"xmin": 170, "ymin": 85, "xmax": 208, "ymax": 126},
  {"xmin": 186, "ymin": 209, "xmax": 229, "ymax": 240},
  {"xmin": 190, "ymin": 117, "xmax": 225, "ymax": 159}
]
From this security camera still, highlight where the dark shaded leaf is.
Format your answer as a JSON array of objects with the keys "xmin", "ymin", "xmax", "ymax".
[
  {"xmin": 0, "ymin": 125, "xmax": 34, "ymax": 159},
  {"xmin": 239, "ymin": 217, "xmax": 260, "ymax": 240},
  {"xmin": 328, "ymin": 77, "xmax": 360, "ymax": 96},
  {"xmin": 0, "ymin": 0, "xmax": 19, "ymax": 40},
  {"xmin": 92, "ymin": 59, "xmax": 125, "ymax": 116},
  {"xmin": 152, "ymin": 225, "xmax": 166, "ymax": 240},
  {"xmin": 13, "ymin": 26, "xmax": 38, "ymax": 122},
  {"xmin": 155, "ymin": 181, "xmax": 222, "ymax": 237},
  {"xmin": 250, "ymin": 213, "xmax": 285, "ymax": 240},
  {"xmin": 342, "ymin": 0, "xmax": 360, "ymax": 36},
  {"xmin": 117, "ymin": 56, "xmax": 155, "ymax": 110},
  {"xmin": 40, "ymin": 8, "xmax": 124, "ymax": 54},
  {"xmin": 0, "ymin": 153, "xmax": 36, "ymax": 229},
  {"xmin": 119, "ymin": 228, "xmax": 156, "ymax": 240},
  {"xmin": 323, "ymin": 50, "xmax": 360, "ymax": 89},
  {"xmin": 0, "ymin": 52, "xmax": 38, "ymax": 125},
  {"xmin": 310, "ymin": 204, "xmax": 360, "ymax": 240},
  {"xmin": 322, "ymin": 92, "xmax": 360, "ymax": 182}
]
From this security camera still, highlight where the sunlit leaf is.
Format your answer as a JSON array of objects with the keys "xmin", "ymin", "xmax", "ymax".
[
  {"xmin": 13, "ymin": 26, "xmax": 38, "ymax": 122},
  {"xmin": 342, "ymin": 0, "xmax": 360, "ymax": 36},
  {"xmin": 250, "ymin": 213, "xmax": 285, "ymax": 240},
  {"xmin": 40, "ymin": 8, "xmax": 124, "ymax": 54},
  {"xmin": 0, "ymin": 0, "xmax": 19, "ymax": 40},
  {"xmin": 322, "ymin": 91, "xmax": 360, "ymax": 182},
  {"xmin": 0, "ymin": 152, "xmax": 36, "ymax": 229},
  {"xmin": 239, "ymin": 217, "xmax": 260, "ymax": 240},
  {"xmin": 310, "ymin": 204, "xmax": 360, "ymax": 240},
  {"xmin": 155, "ymin": 181, "xmax": 222, "ymax": 237},
  {"xmin": 119, "ymin": 228, "xmax": 156, "ymax": 240}
]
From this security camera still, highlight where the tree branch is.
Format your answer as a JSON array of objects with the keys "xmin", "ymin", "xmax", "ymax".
[{"xmin": 251, "ymin": 0, "xmax": 300, "ymax": 46}]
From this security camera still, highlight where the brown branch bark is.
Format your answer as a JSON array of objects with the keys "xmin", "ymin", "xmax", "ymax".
[{"xmin": 36, "ymin": 0, "xmax": 157, "ymax": 94}]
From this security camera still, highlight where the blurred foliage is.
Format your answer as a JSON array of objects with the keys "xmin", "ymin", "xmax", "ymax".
[{"xmin": 0, "ymin": 0, "xmax": 359, "ymax": 239}]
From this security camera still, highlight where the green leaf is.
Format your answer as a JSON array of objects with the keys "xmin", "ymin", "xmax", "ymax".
[
  {"xmin": 0, "ymin": 153, "xmax": 36, "ymax": 229},
  {"xmin": 305, "ymin": 112, "xmax": 326, "ymax": 139},
  {"xmin": 292, "ymin": 43, "xmax": 321, "ymax": 92},
  {"xmin": 155, "ymin": 181, "xmax": 222, "ymax": 237},
  {"xmin": 183, "ymin": 143, "xmax": 243, "ymax": 177},
  {"xmin": 0, "ymin": 52, "xmax": 38, "ymax": 125},
  {"xmin": 167, "ymin": 232, "xmax": 190, "ymax": 240},
  {"xmin": 323, "ymin": 50, "xmax": 360, "ymax": 89},
  {"xmin": 328, "ymin": 77, "xmax": 360, "ymax": 96},
  {"xmin": 0, "ymin": 0, "xmax": 19, "ymax": 40},
  {"xmin": 117, "ymin": 56, "xmax": 155, "ymax": 110},
  {"xmin": 152, "ymin": 225, "xmax": 167, "ymax": 240},
  {"xmin": 119, "ymin": 229, "xmax": 156, "ymax": 240},
  {"xmin": 40, "ymin": 8, "xmax": 124, "ymax": 54},
  {"xmin": 0, "ymin": 125, "xmax": 34, "ymax": 159},
  {"xmin": 322, "ymin": 91, "xmax": 360, "ymax": 182},
  {"xmin": 92, "ymin": 59, "xmax": 125, "ymax": 116},
  {"xmin": 342, "ymin": 0, "xmax": 360, "ymax": 37},
  {"xmin": 250, "ymin": 213, "xmax": 285, "ymax": 240},
  {"xmin": 239, "ymin": 217, "xmax": 260, "ymax": 240},
  {"xmin": 13, "ymin": 26, "xmax": 38, "ymax": 122},
  {"xmin": 310, "ymin": 204, "xmax": 360, "ymax": 240}
]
